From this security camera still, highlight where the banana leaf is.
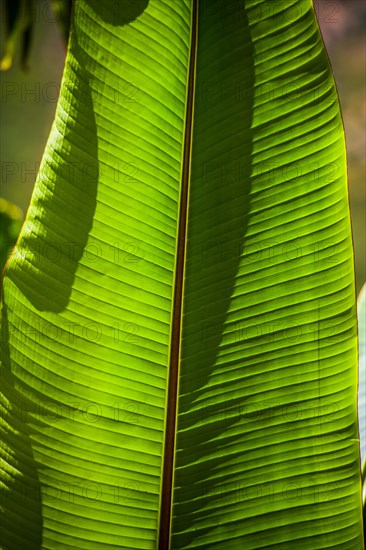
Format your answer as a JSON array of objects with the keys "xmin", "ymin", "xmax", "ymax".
[
  {"xmin": 358, "ymin": 284, "xmax": 366, "ymax": 530},
  {"xmin": 1, "ymin": 0, "xmax": 364, "ymax": 548}
]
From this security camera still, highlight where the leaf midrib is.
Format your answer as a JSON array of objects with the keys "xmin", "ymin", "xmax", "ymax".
[{"xmin": 158, "ymin": 1, "xmax": 199, "ymax": 548}]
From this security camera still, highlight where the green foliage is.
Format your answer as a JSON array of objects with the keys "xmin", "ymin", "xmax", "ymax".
[
  {"xmin": 358, "ymin": 285, "xmax": 366, "ymax": 519},
  {"xmin": 0, "ymin": 198, "xmax": 23, "ymax": 274},
  {"xmin": 0, "ymin": 0, "xmax": 364, "ymax": 548}
]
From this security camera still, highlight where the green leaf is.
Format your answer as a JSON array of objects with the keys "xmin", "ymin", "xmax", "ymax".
[
  {"xmin": 0, "ymin": 199, "xmax": 23, "ymax": 274},
  {"xmin": 1, "ymin": 0, "xmax": 364, "ymax": 548},
  {"xmin": 359, "ymin": 284, "xmax": 366, "ymax": 463},
  {"xmin": 358, "ymin": 284, "xmax": 366, "ymax": 524}
]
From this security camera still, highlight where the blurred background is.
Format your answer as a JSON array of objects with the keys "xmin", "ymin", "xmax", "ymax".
[{"xmin": 0, "ymin": 0, "xmax": 365, "ymax": 292}]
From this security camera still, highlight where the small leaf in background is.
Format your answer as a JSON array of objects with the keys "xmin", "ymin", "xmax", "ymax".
[
  {"xmin": 0, "ymin": 0, "xmax": 72, "ymax": 71},
  {"xmin": 0, "ymin": 0, "xmax": 34, "ymax": 71}
]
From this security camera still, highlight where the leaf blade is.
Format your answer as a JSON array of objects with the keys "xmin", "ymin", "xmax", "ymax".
[{"xmin": 171, "ymin": 1, "xmax": 363, "ymax": 547}]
